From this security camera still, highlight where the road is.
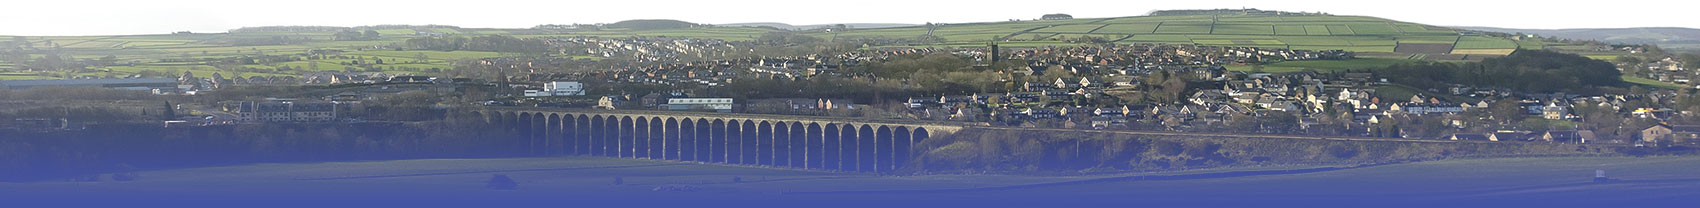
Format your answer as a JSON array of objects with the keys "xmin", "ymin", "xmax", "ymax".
[{"xmin": 192, "ymin": 106, "xmax": 238, "ymax": 125}]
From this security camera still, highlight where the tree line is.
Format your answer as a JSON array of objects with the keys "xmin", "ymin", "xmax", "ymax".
[
  {"xmin": 403, "ymin": 35, "xmax": 550, "ymax": 53},
  {"xmin": 1375, "ymin": 50, "xmax": 1623, "ymax": 93}
]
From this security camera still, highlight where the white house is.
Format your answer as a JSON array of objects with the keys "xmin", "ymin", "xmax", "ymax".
[{"xmin": 526, "ymin": 81, "xmax": 586, "ymax": 96}]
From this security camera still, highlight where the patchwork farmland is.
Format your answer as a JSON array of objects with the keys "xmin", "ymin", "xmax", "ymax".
[
  {"xmin": 825, "ymin": 13, "xmax": 1554, "ymax": 58},
  {"xmin": 1, "ymin": 13, "xmax": 1585, "ymax": 80}
]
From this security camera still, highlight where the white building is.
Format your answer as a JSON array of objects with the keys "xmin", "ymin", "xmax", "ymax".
[
  {"xmin": 666, "ymin": 98, "xmax": 735, "ymax": 113},
  {"xmin": 525, "ymin": 81, "xmax": 586, "ymax": 96}
]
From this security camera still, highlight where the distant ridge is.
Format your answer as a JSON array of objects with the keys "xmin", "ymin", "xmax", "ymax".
[
  {"xmin": 1457, "ymin": 26, "xmax": 1700, "ymax": 51},
  {"xmin": 720, "ymin": 22, "xmax": 917, "ymax": 30}
]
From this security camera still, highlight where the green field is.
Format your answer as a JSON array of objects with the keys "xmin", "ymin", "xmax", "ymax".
[
  {"xmin": 1227, "ymin": 58, "xmax": 1415, "ymax": 73},
  {"xmin": 1455, "ymin": 36, "xmax": 1520, "ymax": 49},
  {"xmin": 1092, "ymin": 23, "xmax": 1160, "ymax": 34},
  {"xmin": 0, "ymin": 72, "xmax": 58, "ymax": 80},
  {"xmin": 1155, "ymin": 24, "xmax": 1214, "ymax": 34},
  {"xmin": 1119, "ymin": 34, "xmax": 1192, "ymax": 44},
  {"xmin": 0, "ymin": 14, "xmax": 1560, "ymax": 81},
  {"xmin": 800, "ymin": 13, "xmax": 1511, "ymax": 53},
  {"xmin": 1623, "ymin": 74, "xmax": 1684, "ymax": 89}
]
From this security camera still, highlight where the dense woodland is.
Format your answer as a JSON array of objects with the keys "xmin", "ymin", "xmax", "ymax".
[
  {"xmin": 403, "ymin": 35, "xmax": 550, "ymax": 53},
  {"xmin": 1375, "ymin": 50, "xmax": 1623, "ymax": 93}
]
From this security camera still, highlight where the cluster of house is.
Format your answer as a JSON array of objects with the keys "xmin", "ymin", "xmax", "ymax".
[
  {"xmin": 1445, "ymin": 130, "xmax": 1595, "ymax": 143},
  {"xmin": 888, "ymin": 59, "xmax": 1692, "ymax": 143},
  {"xmin": 225, "ymin": 100, "xmax": 338, "ymax": 123},
  {"xmin": 152, "ymin": 71, "xmax": 446, "ymax": 95},
  {"xmin": 468, "ymin": 36, "xmax": 1697, "ymax": 146},
  {"xmin": 1223, "ymin": 47, "xmax": 1352, "ymax": 62},
  {"xmin": 1638, "ymin": 57, "xmax": 1695, "ymax": 87},
  {"xmin": 545, "ymin": 37, "xmax": 740, "ymax": 62},
  {"xmin": 997, "ymin": 44, "xmax": 1350, "ymax": 76},
  {"xmin": 603, "ymin": 48, "xmax": 939, "ymax": 87},
  {"xmin": 1446, "ymin": 123, "xmax": 1700, "ymax": 146},
  {"xmin": 608, "ymin": 60, "xmax": 738, "ymax": 87}
]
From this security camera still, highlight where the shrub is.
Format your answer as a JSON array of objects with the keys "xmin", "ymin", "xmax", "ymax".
[{"xmin": 486, "ymin": 174, "xmax": 517, "ymax": 190}]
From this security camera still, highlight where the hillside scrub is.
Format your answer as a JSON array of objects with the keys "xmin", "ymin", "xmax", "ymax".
[
  {"xmin": 1375, "ymin": 50, "xmax": 1622, "ymax": 93},
  {"xmin": 0, "ymin": 111, "xmax": 515, "ymax": 181},
  {"xmin": 906, "ymin": 128, "xmax": 1618, "ymax": 174}
]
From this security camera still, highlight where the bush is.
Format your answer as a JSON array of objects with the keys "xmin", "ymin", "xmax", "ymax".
[
  {"xmin": 486, "ymin": 174, "xmax": 517, "ymax": 190},
  {"xmin": 1327, "ymin": 144, "xmax": 1361, "ymax": 159}
]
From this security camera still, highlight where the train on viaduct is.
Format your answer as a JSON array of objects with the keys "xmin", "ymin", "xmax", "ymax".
[{"xmin": 472, "ymin": 107, "xmax": 972, "ymax": 173}]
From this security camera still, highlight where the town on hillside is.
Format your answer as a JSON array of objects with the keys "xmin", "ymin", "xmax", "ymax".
[
  {"xmin": 4, "ymin": 10, "xmax": 1699, "ymax": 149},
  {"xmin": 8, "ymin": 6, "xmax": 1700, "ymax": 204}
]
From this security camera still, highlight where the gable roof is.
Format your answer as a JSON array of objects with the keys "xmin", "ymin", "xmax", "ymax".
[{"xmin": 1450, "ymin": 133, "xmax": 1491, "ymax": 141}]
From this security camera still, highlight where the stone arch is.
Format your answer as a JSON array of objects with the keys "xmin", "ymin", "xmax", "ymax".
[
  {"xmin": 620, "ymin": 116, "xmax": 634, "ymax": 158},
  {"xmin": 547, "ymin": 114, "xmax": 561, "ymax": 155},
  {"xmin": 604, "ymin": 116, "xmax": 619, "ymax": 157},
  {"xmin": 590, "ymin": 115, "xmax": 605, "ymax": 156},
  {"xmin": 561, "ymin": 114, "xmax": 577, "ymax": 155},
  {"xmin": 858, "ymin": 124, "xmax": 875, "ymax": 172},
  {"xmin": 772, "ymin": 121, "xmax": 790, "ymax": 167},
  {"xmin": 725, "ymin": 119, "xmax": 742, "ymax": 164},
  {"xmin": 648, "ymin": 117, "xmax": 664, "ymax": 159},
  {"xmin": 918, "ymin": 127, "xmax": 931, "ymax": 168},
  {"xmin": 470, "ymin": 111, "xmax": 487, "ymax": 125},
  {"xmin": 789, "ymin": 122, "xmax": 806, "ymax": 169},
  {"xmin": 876, "ymin": 125, "xmax": 893, "ymax": 173},
  {"xmin": 695, "ymin": 118, "xmax": 711, "ymax": 162},
  {"xmin": 634, "ymin": 116, "xmax": 650, "ymax": 158},
  {"xmin": 517, "ymin": 112, "xmax": 532, "ymax": 155},
  {"xmin": 531, "ymin": 113, "xmax": 545, "ymax": 155},
  {"xmin": 806, "ymin": 123, "xmax": 823, "ymax": 169},
  {"xmin": 575, "ymin": 115, "xmax": 590, "ymax": 155},
  {"xmin": 823, "ymin": 124, "xmax": 841, "ymax": 170},
  {"xmin": 741, "ymin": 120, "xmax": 758, "ymax": 165},
  {"xmin": 913, "ymin": 127, "xmax": 930, "ymax": 147},
  {"xmin": 758, "ymin": 121, "xmax": 773, "ymax": 166},
  {"xmin": 840, "ymin": 124, "xmax": 859, "ymax": 172},
  {"xmin": 711, "ymin": 119, "xmax": 727, "ymax": 163},
  {"xmin": 504, "ymin": 112, "xmax": 519, "ymax": 136},
  {"xmin": 665, "ymin": 117, "xmax": 679, "ymax": 160},
  {"xmin": 680, "ymin": 118, "xmax": 698, "ymax": 161},
  {"xmin": 894, "ymin": 126, "xmax": 911, "ymax": 171}
]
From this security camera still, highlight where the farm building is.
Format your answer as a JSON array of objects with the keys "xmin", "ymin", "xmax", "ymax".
[
  {"xmin": 1642, "ymin": 124, "xmax": 1700, "ymax": 145},
  {"xmin": 1041, "ymin": 14, "xmax": 1073, "ymax": 20}
]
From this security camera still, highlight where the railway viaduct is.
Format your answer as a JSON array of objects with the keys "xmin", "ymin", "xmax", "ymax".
[{"xmin": 473, "ymin": 107, "xmax": 975, "ymax": 173}]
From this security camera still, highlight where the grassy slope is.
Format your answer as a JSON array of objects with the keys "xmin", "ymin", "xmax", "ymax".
[
  {"xmin": 1623, "ymin": 74, "xmax": 1685, "ymax": 89},
  {"xmin": 1225, "ymin": 58, "xmax": 1415, "ymax": 73},
  {"xmin": 0, "ymin": 14, "xmax": 1598, "ymax": 80},
  {"xmin": 0, "ymin": 33, "xmax": 506, "ymax": 79},
  {"xmin": 822, "ymin": 14, "xmax": 1542, "ymax": 54}
]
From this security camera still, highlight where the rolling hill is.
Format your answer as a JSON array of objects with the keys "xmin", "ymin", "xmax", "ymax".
[
  {"xmin": 1456, "ymin": 26, "xmax": 1700, "ymax": 52},
  {"xmin": 793, "ymin": 13, "xmax": 1561, "ymax": 57},
  {"xmin": 1, "ymin": 11, "xmax": 1606, "ymax": 79},
  {"xmin": 719, "ymin": 22, "xmax": 917, "ymax": 30}
]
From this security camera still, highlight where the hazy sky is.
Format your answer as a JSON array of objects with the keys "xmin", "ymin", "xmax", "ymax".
[{"xmin": 2, "ymin": 0, "xmax": 1693, "ymax": 36}]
